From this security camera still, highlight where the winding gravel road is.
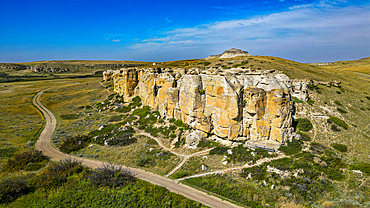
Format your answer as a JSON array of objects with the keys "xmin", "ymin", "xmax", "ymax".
[{"xmin": 33, "ymin": 89, "xmax": 241, "ymax": 208}]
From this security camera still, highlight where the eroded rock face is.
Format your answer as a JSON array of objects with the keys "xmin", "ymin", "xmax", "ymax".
[{"xmin": 107, "ymin": 67, "xmax": 297, "ymax": 143}]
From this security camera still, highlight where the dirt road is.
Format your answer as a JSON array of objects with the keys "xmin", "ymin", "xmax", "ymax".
[{"xmin": 33, "ymin": 89, "xmax": 241, "ymax": 208}]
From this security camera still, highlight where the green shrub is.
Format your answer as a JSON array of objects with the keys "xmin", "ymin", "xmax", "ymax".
[
  {"xmin": 171, "ymin": 171, "xmax": 191, "ymax": 179},
  {"xmin": 334, "ymin": 101, "xmax": 342, "ymax": 106},
  {"xmin": 209, "ymin": 146, "xmax": 228, "ymax": 155},
  {"xmin": 199, "ymin": 89, "xmax": 205, "ymax": 94},
  {"xmin": 292, "ymin": 96, "xmax": 304, "ymax": 103},
  {"xmin": 24, "ymin": 162, "xmax": 47, "ymax": 171},
  {"xmin": 136, "ymin": 157, "xmax": 156, "ymax": 167},
  {"xmin": 309, "ymin": 142, "xmax": 326, "ymax": 155},
  {"xmin": 328, "ymin": 116, "xmax": 348, "ymax": 129},
  {"xmin": 4, "ymin": 150, "xmax": 48, "ymax": 171},
  {"xmin": 307, "ymin": 99, "xmax": 315, "ymax": 105},
  {"xmin": 35, "ymin": 159, "xmax": 83, "ymax": 189},
  {"xmin": 278, "ymin": 139, "xmax": 302, "ymax": 155},
  {"xmin": 173, "ymin": 119, "xmax": 190, "ymax": 130},
  {"xmin": 0, "ymin": 176, "xmax": 32, "ymax": 204},
  {"xmin": 131, "ymin": 106, "xmax": 151, "ymax": 119},
  {"xmin": 60, "ymin": 135, "xmax": 91, "ymax": 154},
  {"xmin": 197, "ymin": 139, "xmax": 219, "ymax": 148},
  {"xmin": 337, "ymin": 108, "xmax": 347, "ymax": 114},
  {"xmin": 240, "ymin": 165, "xmax": 267, "ymax": 180},
  {"xmin": 106, "ymin": 136, "xmax": 137, "ymax": 146},
  {"xmin": 365, "ymin": 96, "xmax": 370, "ymax": 101},
  {"xmin": 60, "ymin": 114, "xmax": 79, "ymax": 120},
  {"xmin": 296, "ymin": 118, "xmax": 313, "ymax": 131},
  {"xmin": 268, "ymin": 157, "xmax": 293, "ymax": 171},
  {"xmin": 0, "ymin": 147, "xmax": 17, "ymax": 158},
  {"xmin": 349, "ymin": 162, "xmax": 370, "ymax": 175},
  {"xmin": 297, "ymin": 131, "xmax": 311, "ymax": 141},
  {"xmin": 116, "ymin": 106, "xmax": 131, "ymax": 113},
  {"xmin": 89, "ymin": 163, "xmax": 134, "ymax": 188},
  {"xmin": 108, "ymin": 115, "xmax": 125, "ymax": 122},
  {"xmin": 307, "ymin": 84, "xmax": 319, "ymax": 91},
  {"xmin": 331, "ymin": 124, "xmax": 341, "ymax": 132},
  {"xmin": 128, "ymin": 96, "xmax": 142, "ymax": 108},
  {"xmin": 331, "ymin": 143, "xmax": 347, "ymax": 152}
]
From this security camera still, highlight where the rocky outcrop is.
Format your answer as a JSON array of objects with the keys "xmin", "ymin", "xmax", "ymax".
[
  {"xmin": 205, "ymin": 48, "xmax": 250, "ymax": 59},
  {"xmin": 108, "ymin": 67, "xmax": 298, "ymax": 143},
  {"xmin": 291, "ymin": 78, "xmax": 312, "ymax": 102}
]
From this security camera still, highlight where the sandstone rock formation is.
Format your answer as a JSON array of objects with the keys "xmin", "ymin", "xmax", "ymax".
[
  {"xmin": 291, "ymin": 78, "xmax": 312, "ymax": 102},
  {"xmin": 106, "ymin": 67, "xmax": 301, "ymax": 143},
  {"xmin": 205, "ymin": 48, "xmax": 250, "ymax": 59}
]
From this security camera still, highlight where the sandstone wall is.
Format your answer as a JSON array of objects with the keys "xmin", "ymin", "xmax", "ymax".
[{"xmin": 108, "ymin": 67, "xmax": 298, "ymax": 143}]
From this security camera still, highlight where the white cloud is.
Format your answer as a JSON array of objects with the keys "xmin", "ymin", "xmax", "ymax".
[
  {"xmin": 127, "ymin": 2, "xmax": 370, "ymax": 62},
  {"xmin": 165, "ymin": 17, "xmax": 172, "ymax": 23},
  {"xmin": 112, "ymin": 39, "xmax": 121, "ymax": 42}
]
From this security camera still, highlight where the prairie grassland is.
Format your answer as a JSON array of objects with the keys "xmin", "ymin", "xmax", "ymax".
[{"xmin": 0, "ymin": 78, "xmax": 101, "ymax": 167}]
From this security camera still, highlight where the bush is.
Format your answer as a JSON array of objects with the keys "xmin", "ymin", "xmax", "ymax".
[
  {"xmin": 116, "ymin": 106, "xmax": 131, "ymax": 113},
  {"xmin": 292, "ymin": 96, "xmax": 304, "ymax": 103},
  {"xmin": 307, "ymin": 99, "xmax": 314, "ymax": 105},
  {"xmin": 136, "ymin": 157, "xmax": 156, "ymax": 167},
  {"xmin": 331, "ymin": 124, "xmax": 341, "ymax": 132},
  {"xmin": 4, "ymin": 150, "xmax": 48, "ymax": 171},
  {"xmin": 268, "ymin": 157, "xmax": 294, "ymax": 171},
  {"xmin": 349, "ymin": 162, "xmax": 370, "ymax": 175},
  {"xmin": 24, "ymin": 162, "xmax": 46, "ymax": 171},
  {"xmin": 60, "ymin": 135, "xmax": 91, "ymax": 154},
  {"xmin": 240, "ymin": 165, "xmax": 267, "ymax": 180},
  {"xmin": 328, "ymin": 116, "xmax": 348, "ymax": 129},
  {"xmin": 331, "ymin": 143, "xmax": 347, "ymax": 152},
  {"xmin": 35, "ymin": 159, "xmax": 83, "ymax": 189},
  {"xmin": 199, "ymin": 89, "xmax": 205, "ymax": 94},
  {"xmin": 131, "ymin": 106, "xmax": 151, "ymax": 119},
  {"xmin": 128, "ymin": 96, "xmax": 142, "ymax": 108},
  {"xmin": 171, "ymin": 171, "xmax": 191, "ymax": 179},
  {"xmin": 89, "ymin": 163, "xmax": 134, "ymax": 188},
  {"xmin": 197, "ymin": 139, "xmax": 219, "ymax": 148},
  {"xmin": 60, "ymin": 114, "xmax": 79, "ymax": 120},
  {"xmin": 209, "ymin": 146, "xmax": 229, "ymax": 155},
  {"xmin": 334, "ymin": 101, "xmax": 342, "ymax": 106},
  {"xmin": 297, "ymin": 131, "xmax": 311, "ymax": 141},
  {"xmin": 0, "ymin": 176, "xmax": 32, "ymax": 204},
  {"xmin": 0, "ymin": 147, "xmax": 17, "ymax": 158},
  {"xmin": 296, "ymin": 118, "xmax": 313, "ymax": 131},
  {"xmin": 307, "ymin": 84, "xmax": 319, "ymax": 91},
  {"xmin": 106, "ymin": 136, "xmax": 137, "ymax": 146},
  {"xmin": 309, "ymin": 142, "xmax": 326, "ymax": 155},
  {"xmin": 337, "ymin": 108, "xmax": 347, "ymax": 114},
  {"xmin": 279, "ymin": 139, "xmax": 302, "ymax": 155}
]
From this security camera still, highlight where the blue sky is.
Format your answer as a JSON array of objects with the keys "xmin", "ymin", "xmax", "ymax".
[{"xmin": 0, "ymin": 0, "xmax": 369, "ymax": 63}]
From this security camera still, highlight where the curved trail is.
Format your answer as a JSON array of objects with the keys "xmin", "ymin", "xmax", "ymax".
[{"xmin": 33, "ymin": 89, "xmax": 241, "ymax": 208}]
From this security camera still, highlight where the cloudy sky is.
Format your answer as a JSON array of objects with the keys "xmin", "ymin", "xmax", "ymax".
[{"xmin": 0, "ymin": 0, "xmax": 369, "ymax": 63}]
